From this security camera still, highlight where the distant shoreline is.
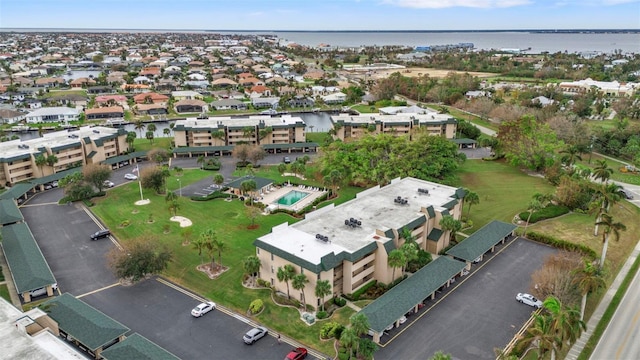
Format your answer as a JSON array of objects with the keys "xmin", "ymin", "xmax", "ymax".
[{"xmin": 1, "ymin": 28, "xmax": 639, "ymax": 34}]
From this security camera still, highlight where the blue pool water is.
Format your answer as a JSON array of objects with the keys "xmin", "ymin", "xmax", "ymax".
[{"xmin": 276, "ymin": 190, "xmax": 309, "ymax": 206}]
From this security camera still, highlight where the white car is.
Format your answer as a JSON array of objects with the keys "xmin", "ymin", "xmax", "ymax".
[
  {"xmin": 243, "ymin": 326, "xmax": 268, "ymax": 344},
  {"xmin": 191, "ymin": 301, "xmax": 216, "ymax": 317},
  {"xmin": 103, "ymin": 180, "xmax": 115, "ymax": 188},
  {"xmin": 516, "ymin": 293, "xmax": 543, "ymax": 309},
  {"xmin": 124, "ymin": 173, "xmax": 138, "ymax": 180}
]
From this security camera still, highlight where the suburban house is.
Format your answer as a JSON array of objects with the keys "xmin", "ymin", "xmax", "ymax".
[
  {"xmin": 24, "ymin": 107, "xmax": 80, "ymax": 124},
  {"xmin": 171, "ymin": 90, "xmax": 204, "ymax": 101},
  {"xmin": 322, "ymin": 92, "xmax": 347, "ymax": 104},
  {"xmin": 254, "ymin": 177, "xmax": 466, "ymax": 314},
  {"xmin": 210, "ymin": 99, "xmax": 248, "ymax": 111},
  {"xmin": 330, "ymin": 113, "xmax": 457, "ymax": 141},
  {"xmin": 133, "ymin": 92, "xmax": 168, "ymax": 104},
  {"xmin": 558, "ymin": 78, "xmax": 638, "ymax": 97},
  {"xmin": 174, "ymin": 99, "xmax": 207, "ymax": 113},
  {"xmin": 85, "ymin": 106, "xmax": 125, "ymax": 120},
  {"xmin": 0, "ymin": 126, "xmax": 128, "ymax": 185}
]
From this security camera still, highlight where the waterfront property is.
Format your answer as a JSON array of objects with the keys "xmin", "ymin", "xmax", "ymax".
[
  {"xmin": 0, "ymin": 126, "xmax": 128, "ymax": 185},
  {"xmin": 329, "ymin": 112, "xmax": 457, "ymax": 142},
  {"xmin": 254, "ymin": 177, "xmax": 466, "ymax": 312}
]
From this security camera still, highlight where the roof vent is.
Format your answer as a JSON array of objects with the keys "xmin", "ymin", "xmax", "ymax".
[
  {"xmin": 418, "ymin": 188, "xmax": 429, "ymax": 195},
  {"xmin": 344, "ymin": 218, "xmax": 362, "ymax": 228},
  {"xmin": 93, "ymin": 129, "xmax": 100, "ymax": 134},
  {"xmin": 394, "ymin": 196, "xmax": 408, "ymax": 205},
  {"xmin": 315, "ymin": 233, "xmax": 330, "ymax": 243}
]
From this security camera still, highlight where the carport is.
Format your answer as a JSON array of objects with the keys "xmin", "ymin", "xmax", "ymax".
[
  {"xmin": 101, "ymin": 151, "xmax": 148, "ymax": 168},
  {"xmin": 262, "ymin": 142, "xmax": 319, "ymax": 154},
  {"xmin": 0, "ymin": 199, "xmax": 23, "ymax": 226},
  {"xmin": 172, "ymin": 146, "xmax": 233, "ymax": 158},
  {"xmin": 100, "ymin": 333, "xmax": 180, "ymax": 360},
  {"xmin": 31, "ymin": 167, "xmax": 81, "ymax": 191},
  {"xmin": 451, "ymin": 138, "xmax": 477, "ymax": 149},
  {"xmin": 359, "ymin": 256, "xmax": 466, "ymax": 344},
  {"xmin": 0, "ymin": 222, "xmax": 57, "ymax": 303},
  {"xmin": 0, "ymin": 182, "xmax": 35, "ymax": 203},
  {"xmin": 43, "ymin": 293, "xmax": 130, "ymax": 359},
  {"xmin": 446, "ymin": 220, "xmax": 517, "ymax": 266}
]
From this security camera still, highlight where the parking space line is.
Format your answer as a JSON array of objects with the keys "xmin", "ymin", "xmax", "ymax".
[
  {"xmin": 19, "ymin": 202, "xmax": 60, "ymax": 207},
  {"xmin": 77, "ymin": 283, "xmax": 121, "ymax": 298}
]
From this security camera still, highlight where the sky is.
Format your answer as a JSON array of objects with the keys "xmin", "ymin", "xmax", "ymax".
[{"xmin": 0, "ymin": 0, "xmax": 639, "ymax": 31}]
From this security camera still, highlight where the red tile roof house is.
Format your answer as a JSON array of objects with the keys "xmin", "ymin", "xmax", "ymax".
[
  {"xmin": 239, "ymin": 77, "xmax": 263, "ymax": 87},
  {"xmin": 134, "ymin": 103, "xmax": 168, "ymax": 115},
  {"xmin": 133, "ymin": 92, "xmax": 169, "ymax": 104},
  {"xmin": 246, "ymin": 85, "xmax": 272, "ymax": 97},
  {"xmin": 85, "ymin": 106, "xmax": 125, "ymax": 120},
  {"xmin": 139, "ymin": 67, "xmax": 161, "ymax": 77},
  {"xmin": 70, "ymin": 77, "xmax": 96, "ymax": 88},
  {"xmin": 95, "ymin": 95, "xmax": 128, "ymax": 107}
]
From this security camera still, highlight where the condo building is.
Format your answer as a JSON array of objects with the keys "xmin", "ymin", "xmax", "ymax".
[{"xmin": 330, "ymin": 112, "xmax": 457, "ymax": 141}]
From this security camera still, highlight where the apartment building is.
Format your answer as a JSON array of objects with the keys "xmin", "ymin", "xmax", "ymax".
[
  {"xmin": 172, "ymin": 115, "xmax": 312, "ymax": 156},
  {"xmin": 330, "ymin": 112, "xmax": 457, "ymax": 141},
  {"xmin": 0, "ymin": 126, "xmax": 128, "ymax": 185},
  {"xmin": 254, "ymin": 177, "xmax": 465, "ymax": 309}
]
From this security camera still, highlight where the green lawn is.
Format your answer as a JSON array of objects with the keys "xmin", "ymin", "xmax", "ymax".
[
  {"xmin": 132, "ymin": 137, "xmax": 172, "ymax": 152},
  {"xmin": 0, "ymin": 284, "xmax": 9, "ymax": 303},
  {"xmin": 575, "ymin": 153, "xmax": 640, "ymax": 185},
  {"xmin": 453, "ymin": 159, "xmax": 555, "ymax": 233}
]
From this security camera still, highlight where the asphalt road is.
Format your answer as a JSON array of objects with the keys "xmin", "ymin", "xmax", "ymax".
[{"xmin": 375, "ymin": 238, "xmax": 557, "ymax": 360}]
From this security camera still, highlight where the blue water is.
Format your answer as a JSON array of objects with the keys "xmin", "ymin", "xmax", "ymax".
[{"xmin": 276, "ymin": 190, "xmax": 309, "ymax": 206}]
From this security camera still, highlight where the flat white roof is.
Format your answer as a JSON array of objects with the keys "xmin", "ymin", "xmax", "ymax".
[
  {"xmin": 331, "ymin": 112, "xmax": 454, "ymax": 125},
  {"xmin": 26, "ymin": 107, "xmax": 80, "ymax": 117},
  {"xmin": 178, "ymin": 115, "xmax": 304, "ymax": 129},
  {"xmin": 258, "ymin": 177, "xmax": 460, "ymax": 266},
  {"xmin": 0, "ymin": 126, "xmax": 119, "ymax": 160},
  {"xmin": 0, "ymin": 299, "xmax": 84, "ymax": 359}
]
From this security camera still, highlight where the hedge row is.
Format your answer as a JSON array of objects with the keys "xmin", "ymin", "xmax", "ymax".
[
  {"xmin": 519, "ymin": 205, "xmax": 570, "ymax": 223},
  {"xmin": 344, "ymin": 280, "xmax": 377, "ymax": 301},
  {"xmin": 190, "ymin": 188, "xmax": 236, "ymax": 201},
  {"xmin": 526, "ymin": 231, "xmax": 597, "ymax": 259}
]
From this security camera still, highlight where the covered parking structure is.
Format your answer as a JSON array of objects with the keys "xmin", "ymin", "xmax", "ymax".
[
  {"xmin": 172, "ymin": 145, "xmax": 233, "ymax": 158},
  {"xmin": 30, "ymin": 167, "xmax": 82, "ymax": 191},
  {"xmin": 43, "ymin": 293, "xmax": 130, "ymax": 359},
  {"xmin": 100, "ymin": 333, "xmax": 180, "ymax": 360},
  {"xmin": 0, "ymin": 222, "xmax": 57, "ymax": 303},
  {"xmin": 359, "ymin": 256, "xmax": 466, "ymax": 344},
  {"xmin": 101, "ymin": 151, "xmax": 148, "ymax": 169},
  {"xmin": 445, "ymin": 220, "xmax": 517, "ymax": 266},
  {"xmin": 262, "ymin": 142, "xmax": 319, "ymax": 154},
  {"xmin": 0, "ymin": 199, "xmax": 23, "ymax": 226},
  {"xmin": 0, "ymin": 182, "xmax": 36, "ymax": 203}
]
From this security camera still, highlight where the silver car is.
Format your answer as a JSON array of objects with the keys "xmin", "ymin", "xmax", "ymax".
[
  {"xmin": 516, "ymin": 293, "xmax": 543, "ymax": 308},
  {"xmin": 243, "ymin": 326, "xmax": 268, "ymax": 344}
]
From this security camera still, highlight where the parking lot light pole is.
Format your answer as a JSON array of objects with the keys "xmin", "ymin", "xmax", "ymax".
[{"xmin": 177, "ymin": 178, "xmax": 182, "ymax": 197}]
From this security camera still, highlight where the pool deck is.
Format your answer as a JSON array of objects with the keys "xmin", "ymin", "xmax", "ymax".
[{"xmin": 259, "ymin": 184, "xmax": 327, "ymax": 212}]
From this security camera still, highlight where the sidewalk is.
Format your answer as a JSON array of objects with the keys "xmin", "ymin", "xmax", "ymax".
[{"xmin": 565, "ymin": 239, "xmax": 640, "ymax": 360}]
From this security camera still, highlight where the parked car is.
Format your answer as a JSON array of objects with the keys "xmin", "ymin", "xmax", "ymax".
[
  {"xmin": 43, "ymin": 183, "xmax": 53, "ymax": 190},
  {"xmin": 90, "ymin": 229, "xmax": 111, "ymax": 240},
  {"xmin": 191, "ymin": 301, "xmax": 216, "ymax": 317},
  {"xmin": 516, "ymin": 293, "xmax": 543, "ymax": 308},
  {"xmin": 283, "ymin": 156, "xmax": 291, "ymax": 164},
  {"xmin": 51, "ymin": 181, "xmax": 58, "ymax": 188},
  {"xmin": 103, "ymin": 180, "xmax": 115, "ymax": 188},
  {"xmin": 23, "ymin": 283, "xmax": 58, "ymax": 299},
  {"xmin": 124, "ymin": 173, "xmax": 138, "ymax": 180},
  {"xmin": 285, "ymin": 347, "xmax": 308, "ymax": 360},
  {"xmin": 243, "ymin": 326, "xmax": 268, "ymax": 344}
]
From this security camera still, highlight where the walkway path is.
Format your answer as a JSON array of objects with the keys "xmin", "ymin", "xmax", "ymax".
[{"xmin": 345, "ymin": 299, "xmax": 362, "ymax": 312}]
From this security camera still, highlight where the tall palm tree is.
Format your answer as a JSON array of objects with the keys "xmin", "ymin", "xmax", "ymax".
[
  {"xmin": 212, "ymin": 239, "xmax": 226, "ymax": 269},
  {"xmin": 197, "ymin": 155, "xmax": 205, "ymax": 169},
  {"xmin": 516, "ymin": 313, "xmax": 559, "ymax": 360},
  {"xmin": 592, "ymin": 160, "xmax": 612, "ymax": 184},
  {"xmin": 147, "ymin": 123, "xmax": 157, "ymax": 134},
  {"xmin": 242, "ymin": 256, "xmax": 261, "ymax": 287},
  {"xmin": 277, "ymin": 265, "xmax": 295, "ymax": 299},
  {"xmin": 464, "ymin": 190, "xmax": 480, "ymax": 219},
  {"xmin": 572, "ymin": 260, "xmax": 606, "ymax": 320},
  {"xmin": 191, "ymin": 237, "xmax": 206, "ymax": 266},
  {"xmin": 134, "ymin": 120, "xmax": 146, "ymax": 138},
  {"xmin": 126, "ymin": 131, "xmax": 136, "ymax": 150},
  {"xmin": 523, "ymin": 199, "xmax": 542, "ymax": 238},
  {"xmin": 323, "ymin": 169, "xmax": 343, "ymax": 198},
  {"xmin": 163, "ymin": 128, "xmax": 170, "ymax": 137},
  {"xmin": 339, "ymin": 327, "xmax": 358, "ymax": 360},
  {"xmin": 388, "ymin": 249, "xmax": 406, "ymax": 281},
  {"xmin": 439, "ymin": 215, "xmax": 462, "ymax": 244},
  {"xmin": 543, "ymin": 296, "xmax": 586, "ymax": 349},
  {"xmin": 592, "ymin": 183, "xmax": 622, "ymax": 236},
  {"xmin": 349, "ymin": 313, "xmax": 370, "ymax": 356},
  {"xmin": 34, "ymin": 154, "xmax": 46, "ymax": 175},
  {"xmin": 595, "ymin": 213, "xmax": 627, "ymax": 269},
  {"xmin": 314, "ymin": 280, "xmax": 331, "ymax": 312},
  {"xmin": 292, "ymin": 273, "xmax": 309, "ymax": 310},
  {"xmin": 559, "ymin": 145, "xmax": 583, "ymax": 167},
  {"xmin": 45, "ymin": 154, "xmax": 59, "ymax": 172},
  {"xmin": 199, "ymin": 228, "xmax": 217, "ymax": 270}
]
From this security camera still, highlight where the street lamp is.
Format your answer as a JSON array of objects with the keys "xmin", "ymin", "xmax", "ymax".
[{"xmin": 177, "ymin": 178, "xmax": 182, "ymax": 197}]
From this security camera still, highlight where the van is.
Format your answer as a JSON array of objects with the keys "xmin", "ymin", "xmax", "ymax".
[{"xmin": 90, "ymin": 229, "xmax": 111, "ymax": 240}]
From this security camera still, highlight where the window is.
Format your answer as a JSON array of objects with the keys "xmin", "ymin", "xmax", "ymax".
[
  {"xmin": 256, "ymin": 248, "xmax": 260, "ymax": 255},
  {"xmin": 271, "ymin": 253, "xmax": 274, "ymax": 261},
  {"xmin": 271, "ymin": 278, "xmax": 274, "ymax": 286},
  {"xmin": 271, "ymin": 265, "xmax": 274, "ymax": 274},
  {"xmin": 317, "ymin": 273, "xmax": 321, "ymax": 280}
]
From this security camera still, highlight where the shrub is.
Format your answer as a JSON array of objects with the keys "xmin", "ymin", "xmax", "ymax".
[
  {"xmin": 249, "ymin": 299, "xmax": 264, "ymax": 314},
  {"xmin": 256, "ymin": 278, "xmax": 271, "ymax": 288},
  {"xmin": 190, "ymin": 191, "xmax": 237, "ymax": 202},
  {"xmin": 320, "ymin": 321, "xmax": 344, "ymax": 339},
  {"xmin": 527, "ymin": 231, "xmax": 597, "ymax": 259},
  {"xmin": 333, "ymin": 296, "xmax": 346, "ymax": 307},
  {"xmin": 407, "ymin": 250, "xmax": 432, "ymax": 273},
  {"xmin": 316, "ymin": 311, "xmax": 328, "ymax": 319},
  {"xmin": 519, "ymin": 205, "xmax": 570, "ymax": 223},
  {"xmin": 346, "ymin": 280, "xmax": 378, "ymax": 301}
]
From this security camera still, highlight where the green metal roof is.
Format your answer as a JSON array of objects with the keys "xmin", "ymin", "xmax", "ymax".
[
  {"xmin": 43, "ymin": 293, "xmax": 130, "ymax": 351},
  {"xmin": 172, "ymin": 146, "xmax": 233, "ymax": 154},
  {"xmin": 87, "ymin": 150, "xmax": 97, "ymax": 158},
  {"xmin": 446, "ymin": 220, "xmax": 517, "ymax": 262},
  {"xmin": 0, "ymin": 199, "xmax": 23, "ymax": 225},
  {"xmin": 455, "ymin": 187, "xmax": 467, "ymax": 200},
  {"xmin": 427, "ymin": 228, "xmax": 443, "ymax": 242},
  {"xmin": 1, "ymin": 222, "xmax": 56, "ymax": 293},
  {"xmin": 450, "ymin": 138, "xmax": 478, "ymax": 144},
  {"xmin": 100, "ymin": 333, "xmax": 179, "ymax": 360},
  {"xmin": 425, "ymin": 205, "xmax": 436, "ymax": 218},
  {"xmin": 101, "ymin": 151, "xmax": 148, "ymax": 165},
  {"xmin": 0, "ymin": 152, "xmax": 32, "ymax": 163},
  {"xmin": 402, "ymin": 215, "xmax": 426, "ymax": 231},
  {"xmin": 261, "ymin": 142, "xmax": 318, "ymax": 149},
  {"xmin": 226, "ymin": 175, "xmax": 273, "ymax": 190},
  {"xmin": 442, "ymin": 199, "xmax": 459, "ymax": 210},
  {"xmin": 0, "ymin": 183, "xmax": 35, "ymax": 200},
  {"xmin": 382, "ymin": 239, "xmax": 396, "ymax": 254},
  {"xmin": 31, "ymin": 167, "xmax": 82, "ymax": 185},
  {"xmin": 360, "ymin": 256, "xmax": 466, "ymax": 333},
  {"xmin": 50, "ymin": 142, "xmax": 82, "ymax": 152}
]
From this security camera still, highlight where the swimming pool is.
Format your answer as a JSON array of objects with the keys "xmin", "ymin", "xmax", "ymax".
[{"xmin": 275, "ymin": 190, "xmax": 309, "ymax": 206}]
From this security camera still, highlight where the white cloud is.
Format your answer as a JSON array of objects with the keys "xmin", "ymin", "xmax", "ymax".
[{"xmin": 383, "ymin": 0, "xmax": 532, "ymax": 8}]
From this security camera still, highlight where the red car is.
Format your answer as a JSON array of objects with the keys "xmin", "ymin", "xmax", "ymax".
[{"xmin": 285, "ymin": 347, "xmax": 308, "ymax": 360}]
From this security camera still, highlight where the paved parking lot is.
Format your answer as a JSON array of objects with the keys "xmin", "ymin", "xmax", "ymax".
[{"xmin": 375, "ymin": 238, "xmax": 557, "ymax": 360}]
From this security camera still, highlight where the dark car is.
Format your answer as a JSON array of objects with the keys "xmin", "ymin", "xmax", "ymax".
[
  {"xmin": 619, "ymin": 188, "xmax": 634, "ymax": 200},
  {"xmin": 283, "ymin": 156, "xmax": 291, "ymax": 164},
  {"xmin": 90, "ymin": 229, "xmax": 111, "ymax": 240}
]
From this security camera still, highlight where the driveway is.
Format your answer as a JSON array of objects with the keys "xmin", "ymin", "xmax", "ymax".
[{"xmin": 375, "ymin": 238, "xmax": 557, "ymax": 360}]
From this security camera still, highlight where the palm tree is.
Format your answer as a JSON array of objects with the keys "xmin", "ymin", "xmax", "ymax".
[
  {"xmin": 543, "ymin": 296, "xmax": 586, "ymax": 349},
  {"xmin": 349, "ymin": 313, "xmax": 370, "ymax": 356},
  {"xmin": 147, "ymin": 123, "xmax": 157, "ymax": 134},
  {"xmin": 165, "ymin": 191, "xmax": 178, "ymax": 203},
  {"xmin": 340, "ymin": 327, "xmax": 358, "ymax": 360},
  {"xmin": 400, "ymin": 242, "xmax": 418, "ymax": 273},
  {"xmin": 212, "ymin": 239, "xmax": 226, "ymax": 269},
  {"xmin": 464, "ymin": 190, "xmax": 480, "ymax": 219},
  {"xmin": 388, "ymin": 249, "xmax": 405, "ymax": 281},
  {"xmin": 290, "ymin": 161, "xmax": 305, "ymax": 179},
  {"xmin": 399, "ymin": 227, "xmax": 416, "ymax": 246},
  {"xmin": 559, "ymin": 145, "xmax": 583, "ymax": 167},
  {"xmin": 191, "ymin": 237, "xmax": 206, "ymax": 266},
  {"xmin": 292, "ymin": 273, "xmax": 309, "ymax": 310},
  {"xmin": 323, "ymin": 169, "xmax": 344, "ymax": 198},
  {"xmin": 240, "ymin": 179, "xmax": 257, "ymax": 202},
  {"xmin": 595, "ymin": 213, "xmax": 627, "ymax": 269},
  {"xmin": 35, "ymin": 154, "xmax": 46, "ymax": 175},
  {"xmin": 439, "ymin": 215, "xmax": 462, "ymax": 244},
  {"xmin": 314, "ymin": 280, "xmax": 331, "ymax": 312},
  {"xmin": 134, "ymin": 120, "xmax": 146, "ymax": 138},
  {"xmin": 168, "ymin": 199, "xmax": 180, "ymax": 217},
  {"xmin": 277, "ymin": 264, "xmax": 295, "ymax": 299},
  {"xmin": 213, "ymin": 174, "xmax": 224, "ymax": 187},
  {"xmin": 126, "ymin": 131, "xmax": 136, "ymax": 150},
  {"xmin": 592, "ymin": 183, "xmax": 622, "ymax": 236},
  {"xmin": 197, "ymin": 155, "xmax": 205, "ymax": 169},
  {"xmin": 515, "ymin": 313, "xmax": 559, "ymax": 360},
  {"xmin": 45, "ymin": 154, "xmax": 58, "ymax": 172},
  {"xmin": 199, "ymin": 228, "xmax": 218, "ymax": 270},
  {"xmin": 592, "ymin": 160, "xmax": 612, "ymax": 184},
  {"xmin": 572, "ymin": 260, "xmax": 606, "ymax": 320},
  {"xmin": 523, "ymin": 199, "xmax": 542, "ymax": 238},
  {"xmin": 242, "ymin": 256, "xmax": 261, "ymax": 287},
  {"xmin": 163, "ymin": 128, "xmax": 170, "ymax": 137}
]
